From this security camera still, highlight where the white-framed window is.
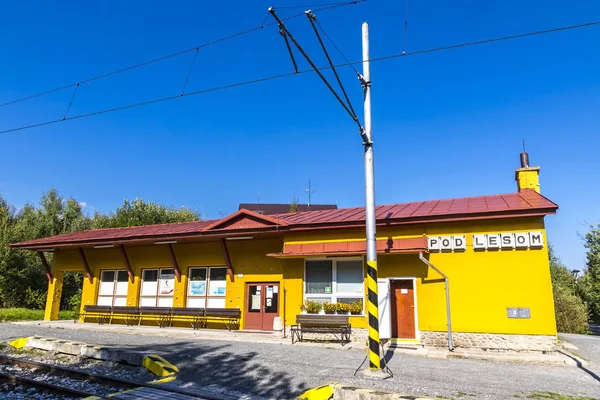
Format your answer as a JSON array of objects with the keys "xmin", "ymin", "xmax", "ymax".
[
  {"xmin": 140, "ymin": 268, "xmax": 175, "ymax": 307},
  {"xmin": 187, "ymin": 267, "xmax": 227, "ymax": 308},
  {"xmin": 98, "ymin": 270, "xmax": 129, "ymax": 306},
  {"xmin": 304, "ymin": 258, "xmax": 364, "ymax": 310}
]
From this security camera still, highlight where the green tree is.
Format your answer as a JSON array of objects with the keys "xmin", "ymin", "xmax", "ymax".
[
  {"xmin": 0, "ymin": 192, "xmax": 199, "ymax": 311},
  {"xmin": 548, "ymin": 245, "xmax": 589, "ymax": 333},
  {"xmin": 0, "ymin": 190, "xmax": 91, "ymax": 309},
  {"xmin": 579, "ymin": 224, "xmax": 600, "ymax": 323},
  {"xmin": 92, "ymin": 198, "xmax": 199, "ymax": 228},
  {"xmin": 289, "ymin": 197, "xmax": 300, "ymax": 213}
]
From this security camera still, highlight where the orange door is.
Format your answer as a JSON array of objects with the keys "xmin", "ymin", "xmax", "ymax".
[
  {"xmin": 245, "ymin": 283, "xmax": 279, "ymax": 331},
  {"xmin": 390, "ymin": 280, "xmax": 416, "ymax": 339}
]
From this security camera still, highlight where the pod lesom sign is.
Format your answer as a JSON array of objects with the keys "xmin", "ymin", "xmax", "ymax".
[{"xmin": 428, "ymin": 232, "xmax": 544, "ymax": 252}]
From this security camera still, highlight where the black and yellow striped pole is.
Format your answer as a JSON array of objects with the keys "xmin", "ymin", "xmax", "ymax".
[{"xmin": 360, "ymin": 21, "xmax": 381, "ymax": 371}]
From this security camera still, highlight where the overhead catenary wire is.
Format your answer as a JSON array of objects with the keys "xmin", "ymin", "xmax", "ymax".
[
  {"xmin": 273, "ymin": 2, "xmax": 355, "ymax": 9},
  {"xmin": 402, "ymin": 0, "xmax": 409, "ymax": 53},
  {"xmin": 0, "ymin": 19, "xmax": 598, "ymax": 136},
  {"xmin": 0, "ymin": 0, "xmax": 367, "ymax": 108},
  {"xmin": 180, "ymin": 47, "xmax": 199, "ymax": 96},
  {"xmin": 62, "ymin": 83, "xmax": 80, "ymax": 120},
  {"xmin": 313, "ymin": 18, "xmax": 360, "ymax": 75}
]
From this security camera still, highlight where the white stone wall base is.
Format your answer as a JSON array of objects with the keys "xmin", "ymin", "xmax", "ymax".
[{"xmin": 419, "ymin": 331, "xmax": 557, "ymax": 353}]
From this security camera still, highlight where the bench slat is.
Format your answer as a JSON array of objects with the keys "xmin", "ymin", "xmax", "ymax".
[
  {"xmin": 111, "ymin": 306, "xmax": 140, "ymax": 314},
  {"xmin": 84, "ymin": 306, "xmax": 112, "ymax": 313},
  {"xmin": 204, "ymin": 308, "xmax": 241, "ymax": 317},
  {"xmin": 171, "ymin": 308, "xmax": 205, "ymax": 316},
  {"xmin": 139, "ymin": 307, "xmax": 172, "ymax": 315}
]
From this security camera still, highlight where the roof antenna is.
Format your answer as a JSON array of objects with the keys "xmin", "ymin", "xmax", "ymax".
[
  {"xmin": 305, "ymin": 179, "xmax": 316, "ymax": 207},
  {"xmin": 520, "ymin": 139, "xmax": 530, "ymax": 168}
]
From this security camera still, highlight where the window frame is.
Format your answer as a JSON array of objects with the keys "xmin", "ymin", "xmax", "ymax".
[
  {"xmin": 186, "ymin": 266, "xmax": 227, "ymax": 308},
  {"xmin": 303, "ymin": 257, "xmax": 365, "ymax": 313},
  {"xmin": 97, "ymin": 269, "xmax": 129, "ymax": 306},
  {"xmin": 140, "ymin": 268, "xmax": 175, "ymax": 307}
]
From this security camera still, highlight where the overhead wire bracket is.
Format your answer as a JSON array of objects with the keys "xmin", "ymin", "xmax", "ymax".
[
  {"xmin": 279, "ymin": 24, "xmax": 299, "ymax": 73},
  {"xmin": 269, "ymin": 7, "xmax": 365, "ymax": 139}
]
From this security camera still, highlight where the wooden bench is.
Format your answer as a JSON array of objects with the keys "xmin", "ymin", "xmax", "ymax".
[
  {"xmin": 77, "ymin": 305, "xmax": 240, "ymax": 331},
  {"xmin": 111, "ymin": 306, "xmax": 141, "ymax": 326},
  {"xmin": 139, "ymin": 307, "xmax": 172, "ymax": 328},
  {"xmin": 291, "ymin": 315, "xmax": 351, "ymax": 345},
  {"xmin": 170, "ymin": 307, "xmax": 206, "ymax": 330},
  {"xmin": 79, "ymin": 305, "xmax": 112, "ymax": 324},
  {"xmin": 203, "ymin": 308, "xmax": 241, "ymax": 331}
]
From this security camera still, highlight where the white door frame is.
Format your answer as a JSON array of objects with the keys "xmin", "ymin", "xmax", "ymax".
[{"xmin": 380, "ymin": 277, "xmax": 419, "ymax": 341}]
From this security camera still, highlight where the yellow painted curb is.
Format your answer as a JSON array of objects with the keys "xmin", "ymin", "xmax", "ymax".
[
  {"xmin": 299, "ymin": 383, "xmax": 336, "ymax": 400},
  {"xmin": 8, "ymin": 337, "xmax": 29, "ymax": 349},
  {"xmin": 142, "ymin": 354, "xmax": 179, "ymax": 377},
  {"xmin": 148, "ymin": 376, "xmax": 177, "ymax": 384}
]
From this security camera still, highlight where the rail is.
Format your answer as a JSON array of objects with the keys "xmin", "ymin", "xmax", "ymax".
[
  {"xmin": 0, "ymin": 370, "xmax": 111, "ymax": 399},
  {"xmin": 0, "ymin": 354, "xmax": 237, "ymax": 400}
]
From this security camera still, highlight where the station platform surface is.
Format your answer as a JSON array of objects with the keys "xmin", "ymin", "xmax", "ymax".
[{"xmin": 1, "ymin": 321, "xmax": 599, "ymax": 400}]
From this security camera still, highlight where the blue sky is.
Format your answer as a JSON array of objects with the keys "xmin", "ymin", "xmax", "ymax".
[{"xmin": 0, "ymin": 0, "xmax": 598, "ymax": 270}]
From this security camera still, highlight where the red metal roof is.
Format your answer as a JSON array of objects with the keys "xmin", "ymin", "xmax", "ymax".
[
  {"xmin": 269, "ymin": 189, "xmax": 556, "ymax": 225},
  {"xmin": 267, "ymin": 237, "xmax": 428, "ymax": 258},
  {"xmin": 11, "ymin": 190, "xmax": 557, "ymax": 250}
]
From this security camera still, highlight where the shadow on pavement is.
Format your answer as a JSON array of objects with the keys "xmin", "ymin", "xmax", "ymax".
[
  {"xmin": 558, "ymin": 350, "xmax": 600, "ymax": 384},
  {"xmin": 107, "ymin": 340, "xmax": 307, "ymax": 398}
]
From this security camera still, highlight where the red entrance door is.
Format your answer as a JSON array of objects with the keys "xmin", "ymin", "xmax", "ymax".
[
  {"xmin": 245, "ymin": 283, "xmax": 280, "ymax": 331},
  {"xmin": 390, "ymin": 280, "xmax": 416, "ymax": 339}
]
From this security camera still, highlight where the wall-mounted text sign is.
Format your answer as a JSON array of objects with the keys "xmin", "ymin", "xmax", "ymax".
[
  {"xmin": 428, "ymin": 236, "xmax": 466, "ymax": 252},
  {"xmin": 428, "ymin": 231, "xmax": 544, "ymax": 252}
]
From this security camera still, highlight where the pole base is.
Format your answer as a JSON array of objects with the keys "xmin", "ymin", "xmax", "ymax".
[{"xmin": 360, "ymin": 368, "xmax": 389, "ymax": 379}]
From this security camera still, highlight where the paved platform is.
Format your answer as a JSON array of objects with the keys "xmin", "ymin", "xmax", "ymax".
[
  {"xmin": 11, "ymin": 320, "xmax": 579, "ymax": 365},
  {"xmin": 2, "ymin": 322, "xmax": 599, "ymax": 400}
]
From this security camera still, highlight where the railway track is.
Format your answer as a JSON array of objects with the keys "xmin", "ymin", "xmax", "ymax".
[
  {"xmin": 0, "ymin": 370, "xmax": 110, "ymax": 399},
  {"xmin": 0, "ymin": 354, "xmax": 236, "ymax": 399}
]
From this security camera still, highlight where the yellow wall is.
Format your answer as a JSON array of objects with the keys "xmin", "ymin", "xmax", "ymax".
[
  {"xmin": 284, "ymin": 217, "xmax": 556, "ymax": 336},
  {"xmin": 516, "ymin": 167, "xmax": 541, "ymax": 193},
  {"xmin": 48, "ymin": 217, "xmax": 556, "ymax": 337},
  {"xmin": 53, "ymin": 239, "xmax": 287, "ymax": 330}
]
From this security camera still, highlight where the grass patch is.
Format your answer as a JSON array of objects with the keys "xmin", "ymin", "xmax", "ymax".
[
  {"xmin": 526, "ymin": 392, "xmax": 597, "ymax": 400},
  {"xmin": 0, "ymin": 308, "xmax": 75, "ymax": 322}
]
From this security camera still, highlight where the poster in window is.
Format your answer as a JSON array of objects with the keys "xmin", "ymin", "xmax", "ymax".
[
  {"xmin": 251, "ymin": 294, "xmax": 261, "ymax": 310},
  {"xmin": 160, "ymin": 273, "xmax": 175, "ymax": 295},
  {"xmin": 210, "ymin": 280, "xmax": 226, "ymax": 296},
  {"xmin": 190, "ymin": 280, "xmax": 206, "ymax": 296}
]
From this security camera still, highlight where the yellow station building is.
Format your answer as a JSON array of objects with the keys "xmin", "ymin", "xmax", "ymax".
[{"xmin": 11, "ymin": 157, "xmax": 558, "ymax": 352}]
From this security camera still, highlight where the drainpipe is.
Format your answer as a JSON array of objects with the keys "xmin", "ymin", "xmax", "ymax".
[{"xmin": 419, "ymin": 252, "xmax": 454, "ymax": 351}]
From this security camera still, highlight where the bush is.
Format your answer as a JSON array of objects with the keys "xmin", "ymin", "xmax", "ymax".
[
  {"xmin": 303, "ymin": 300, "xmax": 322, "ymax": 314},
  {"xmin": 335, "ymin": 303, "xmax": 350, "ymax": 314},
  {"xmin": 66, "ymin": 288, "xmax": 82, "ymax": 311},
  {"xmin": 322, "ymin": 302, "xmax": 336, "ymax": 313},
  {"xmin": 350, "ymin": 300, "xmax": 363, "ymax": 314},
  {"xmin": 22, "ymin": 288, "xmax": 46, "ymax": 309},
  {"xmin": 554, "ymin": 285, "xmax": 589, "ymax": 334}
]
